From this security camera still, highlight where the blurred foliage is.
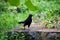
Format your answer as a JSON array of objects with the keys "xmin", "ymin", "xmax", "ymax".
[
  {"xmin": 0, "ymin": 0, "xmax": 60, "ymax": 40},
  {"xmin": 25, "ymin": 0, "xmax": 39, "ymax": 11},
  {"xmin": 0, "ymin": 12, "xmax": 17, "ymax": 31},
  {"xmin": 8, "ymin": 0, "xmax": 20, "ymax": 6},
  {"xmin": 7, "ymin": 32, "xmax": 25, "ymax": 40},
  {"xmin": 0, "ymin": 1, "xmax": 8, "ymax": 12}
]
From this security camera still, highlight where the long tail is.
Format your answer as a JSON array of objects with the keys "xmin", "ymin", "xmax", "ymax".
[{"xmin": 18, "ymin": 22, "xmax": 24, "ymax": 24}]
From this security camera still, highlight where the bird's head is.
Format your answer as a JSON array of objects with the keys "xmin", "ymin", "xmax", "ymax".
[{"xmin": 29, "ymin": 14, "xmax": 33, "ymax": 17}]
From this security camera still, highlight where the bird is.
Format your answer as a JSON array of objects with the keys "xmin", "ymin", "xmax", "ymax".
[{"xmin": 18, "ymin": 14, "xmax": 33, "ymax": 29}]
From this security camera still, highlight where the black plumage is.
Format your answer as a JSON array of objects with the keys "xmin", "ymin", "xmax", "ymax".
[{"xmin": 18, "ymin": 14, "xmax": 33, "ymax": 29}]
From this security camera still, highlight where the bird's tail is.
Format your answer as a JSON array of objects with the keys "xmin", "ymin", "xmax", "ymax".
[{"xmin": 18, "ymin": 22, "xmax": 24, "ymax": 24}]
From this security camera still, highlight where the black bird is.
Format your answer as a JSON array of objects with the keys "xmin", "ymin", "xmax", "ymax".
[{"xmin": 18, "ymin": 14, "xmax": 33, "ymax": 29}]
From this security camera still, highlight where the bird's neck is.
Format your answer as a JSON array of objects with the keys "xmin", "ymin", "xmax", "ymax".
[{"xmin": 29, "ymin": 16, "xmax": 32, "ymax": 18}]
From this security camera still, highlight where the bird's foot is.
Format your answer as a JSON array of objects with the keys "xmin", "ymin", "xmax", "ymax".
[{"xmin": 27, "ymin": 28, "xmax": 30, "ymax": 30}]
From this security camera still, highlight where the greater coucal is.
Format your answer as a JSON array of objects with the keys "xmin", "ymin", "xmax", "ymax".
[{"xmin": 18, "ymin": 14, "xmax": 33, "ymax": 29}]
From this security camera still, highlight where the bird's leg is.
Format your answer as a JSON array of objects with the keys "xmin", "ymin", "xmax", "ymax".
[
  {"xmin": 27, "ymin": 25, "xmax": 30, "ymax": 30},
  {"xmin": 24, "ymin": 25, "xmax": 25, "ymax": 30},
  {"xmin": 28, "ymin": 24, "xmax": 30, "ymax": 28}
]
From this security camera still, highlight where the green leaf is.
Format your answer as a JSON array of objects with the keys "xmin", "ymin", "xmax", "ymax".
[
  {"xmin": 36, "ymin": 0, "xmax": 41, "ymax": 2},
  {"xmin": 25, "ymin": 0, "xmax": 39, "ymax": 11},
  {"xmin": 8, "ymin": 0, "xmax": 20, "ymax": 6}
]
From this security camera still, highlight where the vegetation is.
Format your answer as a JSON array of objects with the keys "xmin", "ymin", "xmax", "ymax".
[{"xmin": 0, "ymin": 0, "xmax": 60, "ymax": 40}]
